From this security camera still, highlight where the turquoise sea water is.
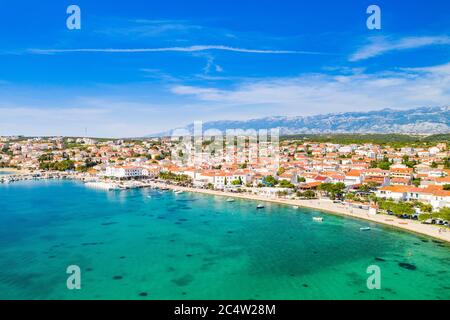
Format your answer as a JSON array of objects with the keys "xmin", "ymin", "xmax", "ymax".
[{"xmin": 0, "ymin": 180, "xmax": 449, "ymax": 300}]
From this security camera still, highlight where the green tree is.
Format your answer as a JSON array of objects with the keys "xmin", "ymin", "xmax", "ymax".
[
  {"xmin": 278, "ymin": 180, "xmax": 295, "ymax": 188},
  {"xmin": 263, "ymin": 175, "xmax": 278, "ymax": 187},
  {"xmin": 319, "ymin": 182, "xmax": 346, "ymax": 200},
  {"xmin": 277, "ymin": 167, "xmax": 286, "ymax": 176},
  {"xmin": 412, "ymin": 178, "xmax": 421, "ymax": 187},
  {"xmin": 231, "ymin": 179, "xmax": 241, "ymax": 186}
]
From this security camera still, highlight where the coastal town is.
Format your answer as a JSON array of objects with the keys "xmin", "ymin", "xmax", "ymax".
[{"xmin": 1, "ymin": 134, "xmax": 449, "ymax": 241}]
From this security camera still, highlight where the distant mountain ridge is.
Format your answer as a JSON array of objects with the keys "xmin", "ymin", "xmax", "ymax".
[{"xmin": 150, "ymin": 106, "xmax": 450, "ymax": 137}]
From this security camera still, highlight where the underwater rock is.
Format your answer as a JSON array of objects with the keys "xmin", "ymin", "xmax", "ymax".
[
  {"xmin": 81, "ymin": 242, "xmax": 104, "ymax": 246},
  {"xmin": 171, "ymin": 274, "xmax": 194, "ymax": 287},
  {"xmin": 398, "ymin": 262, "xmax": 417, "ymax": 270},
  {"xmin": 101, "ymin": 222, "xmax": 117, "ymax": 226}
]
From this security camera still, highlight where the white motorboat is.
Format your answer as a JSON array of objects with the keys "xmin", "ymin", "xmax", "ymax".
[
  {"xmin": 313, "ymin": 217, "xmax": 323, "ymax": 222},
  {"xmin": 226, "ymin": 198, "xmax": 235, "ymax": 202},
  {"xmin": 360, "ymin": 227, "xmax": 371, "ymax": 231},
  {"xmin": 256, "ymin": 204, "xmax": 265, "ymax": 209}
]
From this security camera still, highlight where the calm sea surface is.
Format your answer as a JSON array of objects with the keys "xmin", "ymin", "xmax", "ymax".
[{"xmin": 0, "ymin": 180, "xmax": 449, "ymax": 299}]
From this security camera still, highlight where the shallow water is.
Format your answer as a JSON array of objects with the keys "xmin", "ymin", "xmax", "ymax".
[{"xmin": 0, "ymin": 180, "xmax": 449, "ymax": 300}]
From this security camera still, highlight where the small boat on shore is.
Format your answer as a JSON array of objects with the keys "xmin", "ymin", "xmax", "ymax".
[
  {"xmin": 256, "ymin": 204, "xmax": 265, "ymax": 209},
  {"xmin": 313, "ymin": 217, "xmax": 323, "ymax": 222},
  {"xmin": 226, "ymin": 198, "xmax": 235, "ymax": 202},
  {"xmin": 360, "ymin": 227, "xmax": 371, "ymax": 231}
]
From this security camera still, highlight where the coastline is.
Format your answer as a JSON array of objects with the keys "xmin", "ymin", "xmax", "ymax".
[
  {"xmin": 151, "ymin": 182, "xmax": 450, "ymax": 244},
  {"xmin": 2, "ymin": 175, "xmax": 449, "ymax": 244},
  {"xmin": 0, "ymin": 168, "xmax": 29, "ymax": 174}
]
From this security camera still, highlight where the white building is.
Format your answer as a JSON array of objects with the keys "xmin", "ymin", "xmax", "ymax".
[
  {"xmin": 376, "ymin": 186, "xmax": 450, "ymax": 209},
  {"xmin": 105, "ymin": 166, "xmax": 148, "ymax": 179}
]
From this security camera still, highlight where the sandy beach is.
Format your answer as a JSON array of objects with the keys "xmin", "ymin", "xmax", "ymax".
[
  {"xmin": 0, "ymin": 168, "xmax": 29, "ymax": 175},
  {"xmin": 152, "ymin": 182, "xmax": 450, "ymax": 244}
]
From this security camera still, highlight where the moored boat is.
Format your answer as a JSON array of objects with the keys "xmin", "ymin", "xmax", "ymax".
[
  {"xmin": 256, "ymin": 204, "xmax": 265, "ymax": 209},
  {"xmin": 360, "ymin": 227, "xmax": 371, "ymax": 231},
  {"xmin": 313, "ymin": 217, "xmax": 323, "ymax": 222}
]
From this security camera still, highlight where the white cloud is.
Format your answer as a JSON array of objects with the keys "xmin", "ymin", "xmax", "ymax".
[
  {"xmin": 350, "ymin": 36, "xmax": 450, "ymax": 61},
  {"xmin": 29, "ymin": 45, "xmax": 325, "ymax": 55},
  {"xmin": 3, "ymin": 62, "xmax": 449, "ymax": 137},
  {"xmin": 171, "ymin": 62, "xmax": 450, "ymax": 116},
  {"xmin": 202, "ymin": 56, "xmax": 224, "ymax": 75},
  {"xmin": 0, "ymin": 98, "xmax": 168, "ymax": 137}
]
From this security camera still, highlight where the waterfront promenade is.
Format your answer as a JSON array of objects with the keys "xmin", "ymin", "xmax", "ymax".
[
  {"xmin": 150, "ymin": 182, "xmax": 450, "ymax": 244},
  {"xmin": 1, "ymin": 170, "xmax": 449, "ymax": 244}
]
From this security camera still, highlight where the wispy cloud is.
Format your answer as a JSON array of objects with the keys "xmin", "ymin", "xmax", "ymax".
[
  {"xmin": 97, "ymin": 19, "xmax": 204, "ymax": 38},
  {"xmin": 2, "ymin": 61, "xmax": 449, "ymax": 137},
  {"xmin": 29, "ymin": 45, "xmax": 327, "ymax": 55},
  {"xmin": 0, "ymin": 98, "xmax": 167, "ymax": 137},
  {"xmin": 350, "ymin": 35, "xmax": 450, "ymax": 61},
  {"xmin": 171, "ymin": 61, "xmax": 450, "ymax": 116}
]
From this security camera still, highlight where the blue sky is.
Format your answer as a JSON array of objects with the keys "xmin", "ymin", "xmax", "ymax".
[{"xmin": 0, "ymin": 0, "xmax": 449, "ymax": 137}]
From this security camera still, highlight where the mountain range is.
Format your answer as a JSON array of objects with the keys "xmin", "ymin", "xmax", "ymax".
[{"xmin": 150, "ymin": 106, "xmax": 450, "ymax": 137}]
